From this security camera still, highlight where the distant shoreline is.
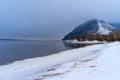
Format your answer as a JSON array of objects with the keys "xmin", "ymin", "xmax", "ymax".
[{"xmin": 63, "ymin": 40, "xmax": 108, "ymax": 48}]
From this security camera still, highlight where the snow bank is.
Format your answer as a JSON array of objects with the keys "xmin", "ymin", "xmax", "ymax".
[
  {"xmin": 64, "ymin": 39, "xmax": 107, "ymax": 44},
  {"xmin": 34, "ymin": 42, "xmax": 120, "ymax": 80},
  {"xmin": 0, "ymin": 42, "xmax": 108, "ymax": 80}
]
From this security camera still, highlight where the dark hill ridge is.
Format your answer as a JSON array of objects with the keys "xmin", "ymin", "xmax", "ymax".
[
  {"xmin": 109, "ymin": 23, "xmax": 120, "ymax": 30},
  {"xmin": 63, "ymin": 19, "xmax": 114, "ymax": 40}
]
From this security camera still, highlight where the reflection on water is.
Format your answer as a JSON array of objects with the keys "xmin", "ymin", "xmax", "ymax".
[
  {"xmin": 0, "ymin": 40, "xmax": 97, "ymax": 65},
  {"xmin": 63, "ymin": 41, "xmax": 102, "ymax": 48}
]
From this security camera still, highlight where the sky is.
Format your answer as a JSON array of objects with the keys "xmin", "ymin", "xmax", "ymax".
[{"xmin": 0, "ymin": 0, "xmax": 120, "ymax": 40}]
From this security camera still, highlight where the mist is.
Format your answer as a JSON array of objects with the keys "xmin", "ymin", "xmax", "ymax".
[{"xmin": 0, "ymin": 0, "xmax": 120, "ymax": 40}]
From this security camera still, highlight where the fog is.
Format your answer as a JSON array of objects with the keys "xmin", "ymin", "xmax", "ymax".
[{"xmin": 0, "ymin": 0, "xmax": 120, "ymax": 40}]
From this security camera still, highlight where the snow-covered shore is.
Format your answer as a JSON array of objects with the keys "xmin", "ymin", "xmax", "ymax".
[
  {"xmin": 36, "ymin": 42, "xmax": 120, "ymax": 80},
  {"xmin": 0, "ymin": 42, "xmax": 120, "ymax": 80},
  {"xmin": 64, "ymin": 39, "xmax": 107, "ymax": 44}
]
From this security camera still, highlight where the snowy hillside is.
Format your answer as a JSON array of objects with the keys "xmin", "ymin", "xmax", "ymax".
[
  {"xmin": 0, "ymin": 42, "xmax": 120, "ymax": 80},
  {"xmin": 63, "ymin": 19, "xmax": 114, "ymax": 40},
  {"xmin": 97, "ymin": 20, "xmax": 112, "ymax": 34}
]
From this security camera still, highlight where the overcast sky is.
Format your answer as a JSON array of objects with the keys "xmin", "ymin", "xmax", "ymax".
[{"xmin": 0, "ymin": 0, "xmax": 120, "ymax": 40}]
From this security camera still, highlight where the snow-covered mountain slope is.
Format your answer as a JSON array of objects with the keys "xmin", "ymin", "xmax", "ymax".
[
  {"xmin": 63, "ymin": 19, "xmax": 114, "ymax": 40},
  {"xmin": 97, "ymin": 20, "xmax": 112, "ymax": 34}
]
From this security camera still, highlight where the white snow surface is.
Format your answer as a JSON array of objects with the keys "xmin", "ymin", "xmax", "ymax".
[
  {"xmin": 64, "ymin": 39, "xmax": 107, "ymax": 44},
  {"xmin": 38, "ymin": 42, "xmax": 120, "ymax": 80},
  {"xmin": 0, "ymin": 42, "xmax": 120, "ymax": 80}
]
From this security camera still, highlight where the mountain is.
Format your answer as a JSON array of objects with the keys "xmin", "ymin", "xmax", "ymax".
[
  {"xmin": 63, "ymin": 19, "xmax": 114, "ymax": 40},
  {"xmin": 109, "ymin": 23, "xmax": 120, "ymax": 30}
]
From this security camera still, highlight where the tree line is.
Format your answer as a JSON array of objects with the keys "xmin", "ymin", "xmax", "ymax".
[{"xmin": 73, "ymin": 29, "xmax": 120, "ymax": 42}]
